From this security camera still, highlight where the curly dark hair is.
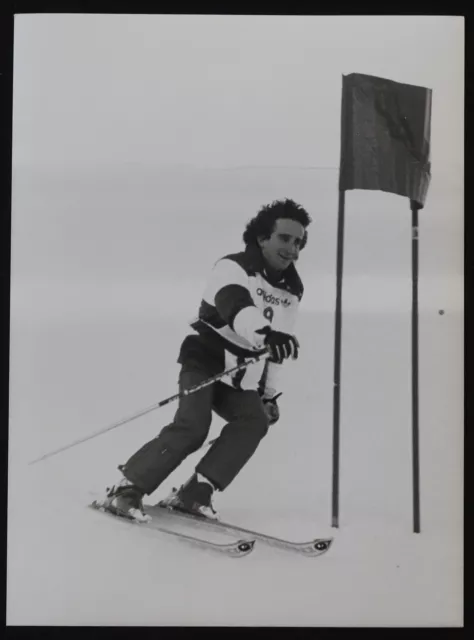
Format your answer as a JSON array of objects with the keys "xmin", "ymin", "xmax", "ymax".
[{"xmin": 243, "ymin": 198, "xmax": 312, "ymax": 250}]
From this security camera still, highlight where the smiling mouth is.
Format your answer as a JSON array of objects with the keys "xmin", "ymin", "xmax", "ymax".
[{"xmin": 278, "ymin": 254, "xmax": 293, "ymax": 262}]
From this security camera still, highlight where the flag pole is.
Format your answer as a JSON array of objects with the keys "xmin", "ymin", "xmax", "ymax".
[
  {"xmin": 336, "ymin": 72, "xmax": 431, "ymax": 533},
  {"xmin": 411, "ymin": 199, "xmax": 421, "ymax": 533},
  {"xmin": 331, "ymin": 188, "xmax": 346, "ymax": 528}
]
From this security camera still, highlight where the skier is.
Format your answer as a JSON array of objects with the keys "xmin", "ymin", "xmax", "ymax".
[{"xmin": 97, "ymin": 198, "xmax": 311, "ymax": 522}]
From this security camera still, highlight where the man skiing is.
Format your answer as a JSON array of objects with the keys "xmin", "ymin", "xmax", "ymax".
[{"xmin": 97, "ymin": 198, "xmax": 311, "ymax": 523}]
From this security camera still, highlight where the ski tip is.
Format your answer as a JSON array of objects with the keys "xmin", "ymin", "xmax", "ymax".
[
  {"xmin": 237, "ymin": 539, "xmax": 255, "ymax": 553},
  {"xmin": 313, "ymin": 538, "xmax": 333, "ymax": 551},
  {"xmin": 229, "ymin": 539, "xmax": 256, "ymax": 557},
  {"xmin": 303, "ymin": 537, "xmax": 333, "ymax": 556}
]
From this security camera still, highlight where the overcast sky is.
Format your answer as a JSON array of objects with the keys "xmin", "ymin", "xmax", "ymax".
[
  {"xmin": 10, "ymin": 15, "xmax": 464, "ymax": 315},
  {"xmin": 13, "ymin": 15, "xmax": 463, "ymax": 173}
]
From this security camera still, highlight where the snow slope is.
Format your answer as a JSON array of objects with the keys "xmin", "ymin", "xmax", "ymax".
[
  {"xmin": 7, "ymin": 308, "xmax": 463, "ymax": 626},
  {"xmin": 7, "ymin": 165, "xmax": 463, "ymax": 626}
]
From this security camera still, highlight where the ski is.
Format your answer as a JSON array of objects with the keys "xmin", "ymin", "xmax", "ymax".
[
  {"xmin": 147, "ymin": 503, "xmax": 334, "ymax": 557},
  {"xmin": 89, "ymin": 500, "xmax": 255, "ymax": 559}
]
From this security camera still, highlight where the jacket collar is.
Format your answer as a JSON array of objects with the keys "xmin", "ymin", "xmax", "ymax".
[{"xmin": 244, "ymin": 245, "xmax": 303, "ymax": 296}]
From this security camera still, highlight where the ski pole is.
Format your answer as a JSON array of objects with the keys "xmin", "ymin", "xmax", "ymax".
[{"xmin": 28, "ymin": 350, "xmax": 270, "ymax": 466}]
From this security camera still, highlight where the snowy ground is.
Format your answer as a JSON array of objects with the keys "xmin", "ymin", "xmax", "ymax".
[
  {"xmin": 7, "ymin": 164, "xmax": 463, "ymax": 626},
  {"xmin": 7, "ymin": 307, "xmax": 463, "ymax": 626}
]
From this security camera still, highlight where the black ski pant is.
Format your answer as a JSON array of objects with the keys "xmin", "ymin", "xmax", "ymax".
[{"xmin": 120, "ymin": 364, "xmax": 270, "ymax": 494}]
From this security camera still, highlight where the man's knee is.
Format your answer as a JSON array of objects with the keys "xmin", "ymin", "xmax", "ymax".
[
  {"xmin": 254, "ymin": 411, "xmax": 270, "ymax": 438},
  {"xmin": 158, "ymin": 407, "xmax": 212, "ymax": 454},
  {"xmin": 184, "ymin": 431, "xmax": 209, "ymax": 454},
  {"xmin": 237, "ymin": 394, "xmax": 270, "ymax": 438}
]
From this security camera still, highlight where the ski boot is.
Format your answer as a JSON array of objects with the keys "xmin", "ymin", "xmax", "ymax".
[
  {"xmin": 93, "ymin": 471, "xmax": 151, "ymax": 523},
  {"xmin": 158, "ymin": 473, "xmax": 220, "ymax": 520}
]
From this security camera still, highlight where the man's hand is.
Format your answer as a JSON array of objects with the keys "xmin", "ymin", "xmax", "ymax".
[
  {"xmin": 256, "ymin": 328, "xmax": 299, "ymax": 364},
  {"xmin": 263, "ymin": 392, "xmax": 282, "ymax": 426}
]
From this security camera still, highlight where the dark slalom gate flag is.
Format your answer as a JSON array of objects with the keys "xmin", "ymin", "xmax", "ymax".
[
  {"xmin": 332, "ymin": 72, "xmax": 433, "ymax": 534},
  {"xmin": 339, "ymin": 73, "xmax": 432, "ymax": 207}
]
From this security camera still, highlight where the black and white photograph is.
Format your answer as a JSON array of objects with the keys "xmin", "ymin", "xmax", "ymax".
[{"xmin": 7, "ymin": 14, "xmax": 464, "ymax": 626}]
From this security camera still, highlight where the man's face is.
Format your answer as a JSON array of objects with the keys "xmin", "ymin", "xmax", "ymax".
[{"xmin": 258, "ymin": 218, "xmax": 305, "ymax": 272}]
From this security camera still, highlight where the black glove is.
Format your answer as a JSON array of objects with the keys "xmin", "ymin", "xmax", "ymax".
[
  {"xmin": 262, "ymin": 392, "xmax": 282, "ymax": 425},
  {"xmin": 257, "ymin": 327, "xmax": 299, "ymax": 364}
]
